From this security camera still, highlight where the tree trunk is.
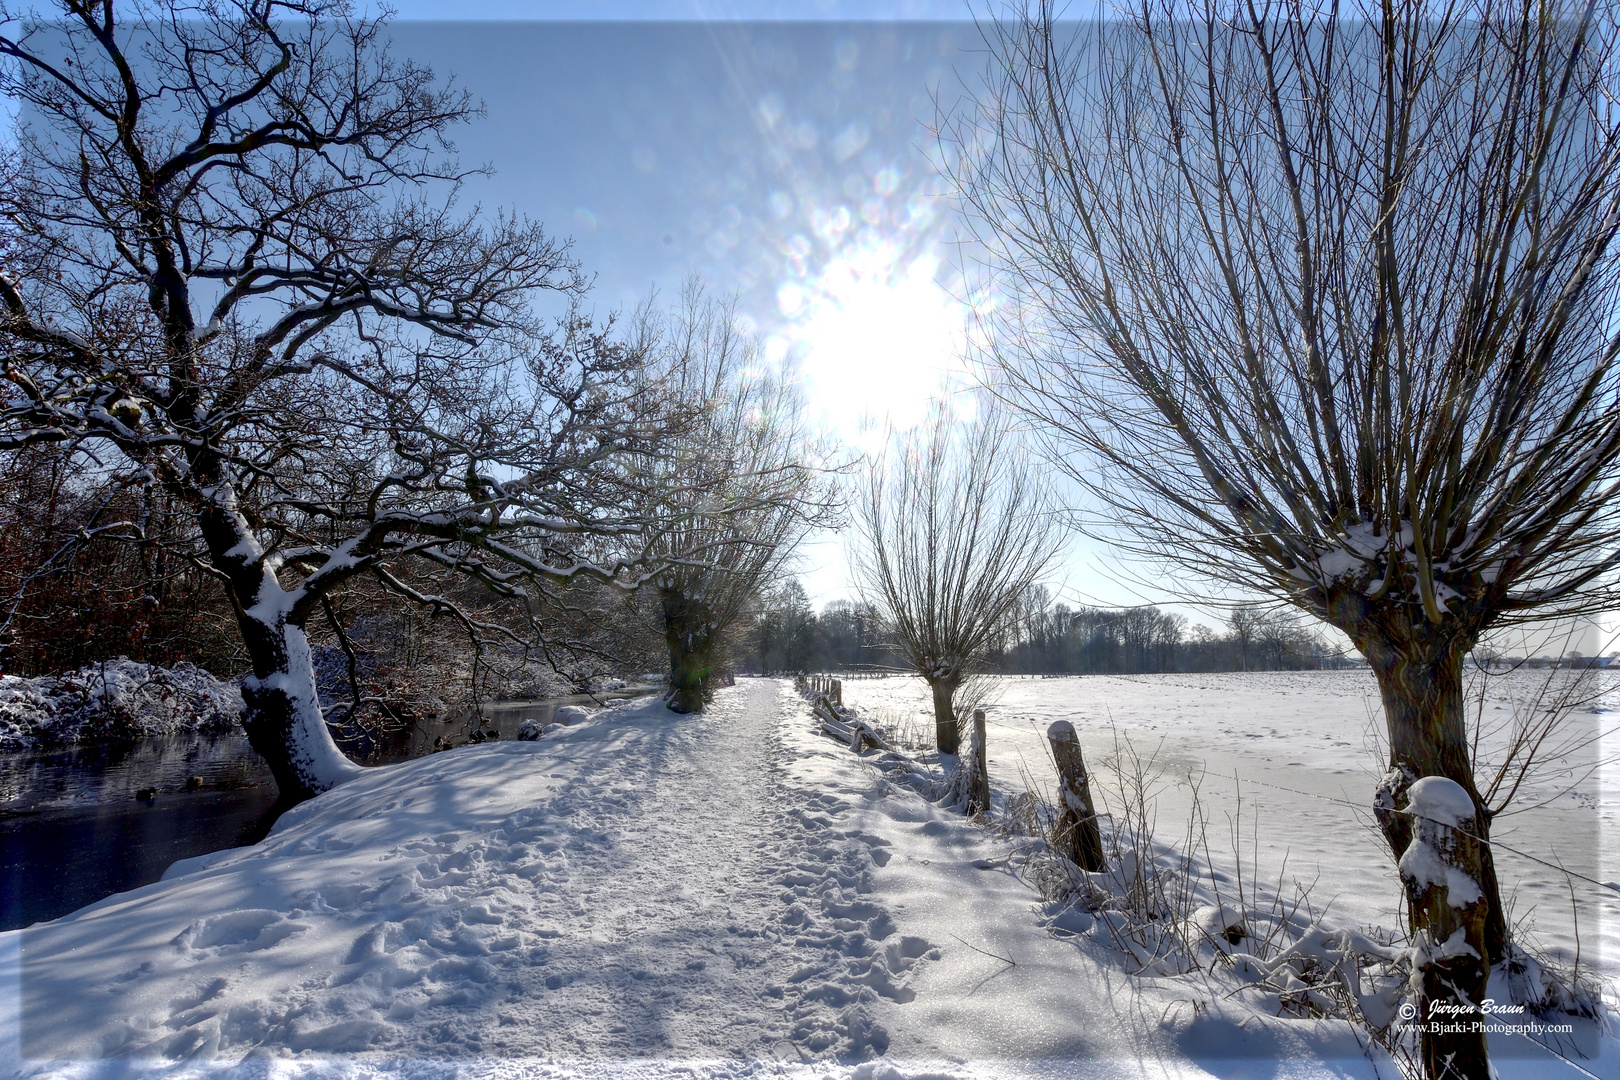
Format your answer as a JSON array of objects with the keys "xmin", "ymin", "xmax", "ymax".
[
  {"xmin": 928, "ymin": 675, "xmax": 960, "ymax": 754},
  {"xmin": 238, "ymin": 620, "xmax": 364, "ymax": 801},
  {"xmin": 1362, "ymin": 636, "xmax": 1508, "ymax": 965},
  {"xmin": 1048, "ymin": 720, "xmax": 1106, "ymax": 871},
  {"xmin": 663, "ymin": 590, "xmax": 718, "ymax": 714},
  {"xmin": 966, "ymin": 708, "xmax": 991, "ymax": 814},
  {"xmin": 198, "ymin": 483, "xmax": 362, "ymax": 804}
]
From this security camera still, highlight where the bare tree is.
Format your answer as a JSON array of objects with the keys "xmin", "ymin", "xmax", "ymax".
[
  {"xmin": 852, "ymin": 404, "xmax": 1061, "ymax": 753},
  {"xmin": 639, "ymin": 286, "xmax": 839, "ymax": 713},
  {"xmin": 0, "ymin": 0, "xmax": 688, "ymax": 801},
  {"xmin": 751, "ymin": 578, "xmax": 820, "ymax": 673},
  {"xmin": 1255, "ymin": 607, "xmax": 1318, "ymax": 670},
  {"xmin": 0, "ymin": 443, "xmax": 242, "ymax": 674},
  {"xmin": 958, "ymin": 3, "xmax": 1620, "ymax": 1073},
  {"xmin": 1226, "ymin": 607, "xmax": 1262, "ymax": 673}
]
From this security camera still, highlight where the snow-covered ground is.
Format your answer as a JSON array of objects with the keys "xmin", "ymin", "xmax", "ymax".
[
  {"xmin": 0, "ymin": 676, "xmax": 1612, "ymax": 1078},
  {"xmin": 846, "ymin": 670, "xmax": 1620, "ymax": 983},
  {"xmin": 0, "ymin": 662, "xmax": 241, "ymax": 750}
]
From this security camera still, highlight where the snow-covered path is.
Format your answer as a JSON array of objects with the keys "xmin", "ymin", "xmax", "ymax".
[
  {"xmin": 439, "ymin": 675, "xmax": 928, "ymax": 1060},
  {"xmin": 5, "ymin": 678, "xmax": 1602, "ymax": 1079},
  {"xmin": 1, "ymin": 680, "xmax": 942, "ymax": 1071}
]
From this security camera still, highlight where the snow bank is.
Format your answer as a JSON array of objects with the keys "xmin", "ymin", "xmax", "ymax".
[
  {"xmin": 826, "ymin": 675, "xmax": 1615, "ymax": 1075},
  {"xmin": 780, "ymin": 688, "xmax": 1404, "ymax": 1076},
  {"xmin": 2, "ymin": 677, "xmax": 1608, "ymax": 1079},
  {"xmin": 840, "ymin": 671, "xmax": 1618, "ymax": 982},
  {"xmin": 551, "ymin": 705, "xmax": 590, "ymax": 726},
  {"xmin": 0, "ymin": 660, "xmax": 240, "ymax": 750}
]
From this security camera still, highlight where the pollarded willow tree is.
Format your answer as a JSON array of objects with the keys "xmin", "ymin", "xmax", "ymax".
[
  {"xmin": 959, "ymin": 3, "xmax": 1619, "ymax": 1075},
  {"xmin": 0, "ymin": 0, "xmax": 691, "ymax": 801},
  {"xmin": 641, "ymin": 287, "xmax": 839, "ymax": 713},
  {"xmin": 852, "ymin": 404, "xmax": 1061, "ymax": 754}
]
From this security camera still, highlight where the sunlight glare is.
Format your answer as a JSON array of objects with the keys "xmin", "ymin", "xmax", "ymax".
[{"xmin": 768, "ymin": 241, "xmax": 970, "ymax": 451}]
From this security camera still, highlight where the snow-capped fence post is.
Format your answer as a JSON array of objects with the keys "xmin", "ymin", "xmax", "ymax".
[
  {"xmin": 1047, "ymin": 721, "xmax": 1106, "ymax": 872},
  {"xmin": 832, "ymin": 679, "xmax": 842, "ymax": 707},
  {"xmin": 968, "ymin": 709, "xmax": 991, "ymax": 815},
  {"xmin": 1397, "ymin": 776, "xmax": 1490, "ymax": 1080}
]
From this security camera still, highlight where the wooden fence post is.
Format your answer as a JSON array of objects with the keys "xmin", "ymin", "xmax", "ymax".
[
  {"xmin": 833, "ymin": 679, "xmax": 842, "ymax": 707},
  {"xmin": 1399, "ymin": 776, "xmax": 1491, "ymax": 1080},
  {"xmin": 1047, "ymin": 721, "xmax": 1105, "ymax": 871},
  {"xmin": 966, "ymin": 709, "xmax": 991, "ymax": 815}
]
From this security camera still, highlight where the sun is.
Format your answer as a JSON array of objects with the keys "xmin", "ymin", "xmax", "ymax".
[{"xmin": 768, "ymin": 239, "xmax": 973, "ymax": 451}]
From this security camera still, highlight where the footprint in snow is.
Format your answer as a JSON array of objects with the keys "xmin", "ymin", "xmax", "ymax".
[{"xmin": 172, "ymin": 909, "xmax": 308, "ymax": 954}]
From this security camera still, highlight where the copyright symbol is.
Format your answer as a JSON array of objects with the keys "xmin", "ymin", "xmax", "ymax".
[{"xmin": 1398, "ymin": 1002, "xmax": 1418, "ymax": 1021}]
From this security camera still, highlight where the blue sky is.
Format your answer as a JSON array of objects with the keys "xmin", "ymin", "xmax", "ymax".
[
  {"xmin": 381, "ymin": 2, "xmax": 981, "ymax": 19},
  {"xmin": 376, "ymin": 11, "xmax": 1612, "ymax": 654},
  {"xmin": 384, "ymin": 17, "xmax": 986, "ymax": 418},
  {"xmin": 379, "ymin": 13, "xmax": 1031, "ymax": 609}
]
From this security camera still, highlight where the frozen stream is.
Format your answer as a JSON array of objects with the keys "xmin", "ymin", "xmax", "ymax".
[{"xmin": 843, "ymin": 669, "xmax": 1620, "ymax": 980}]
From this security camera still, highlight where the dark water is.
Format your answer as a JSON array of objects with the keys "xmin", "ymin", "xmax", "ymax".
[{"xmin": 0, "ymin": 692, "xmax": 652, "ymax": 931}]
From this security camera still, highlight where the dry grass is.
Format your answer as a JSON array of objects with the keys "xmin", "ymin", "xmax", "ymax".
[
  {"xmin": 863, "ymin": 706, "xmax": 937, "ymax": 756},
  {"xmin": 999, "ymin": 728, "xmax": 1614, "ymax": 1079}
]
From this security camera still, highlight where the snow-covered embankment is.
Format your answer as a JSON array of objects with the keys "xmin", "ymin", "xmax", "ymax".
[{"xmin": 0, "ymin": 661, "xmax": 241, "ymax": 750}]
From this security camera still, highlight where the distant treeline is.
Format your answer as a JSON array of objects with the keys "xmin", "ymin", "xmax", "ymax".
[{"xmin": 740, "ymin": 581, "xmax": 1347, "ymax": 675}]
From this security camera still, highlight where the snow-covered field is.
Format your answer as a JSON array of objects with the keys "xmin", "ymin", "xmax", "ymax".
[
  {"xmin": 846, "ymin": 670, "xmax": 1620, "ymax": 982},
  {"xmin": 0, "ymin": 676, "xmax": 1613, "ymax": 1078}
]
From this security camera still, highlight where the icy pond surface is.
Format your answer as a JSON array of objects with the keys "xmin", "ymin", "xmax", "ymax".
[{"xmin": 0, "ymin": 692, "xmax": 653, "ymax": 930}]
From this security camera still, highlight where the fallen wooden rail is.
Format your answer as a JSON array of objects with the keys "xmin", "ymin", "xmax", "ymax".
[{"xmin": 799, "ymin": 677, "xmax": 896, "ymax": 754}]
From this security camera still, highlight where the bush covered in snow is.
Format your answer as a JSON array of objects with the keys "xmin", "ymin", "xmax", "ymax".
[
  {"xmin": 552, "ymin": 705, "xmax": 590, "ymax": 726},
  {"xmin": 0, "ymin": 659, "xmax": 241, "ymax": 749}
]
